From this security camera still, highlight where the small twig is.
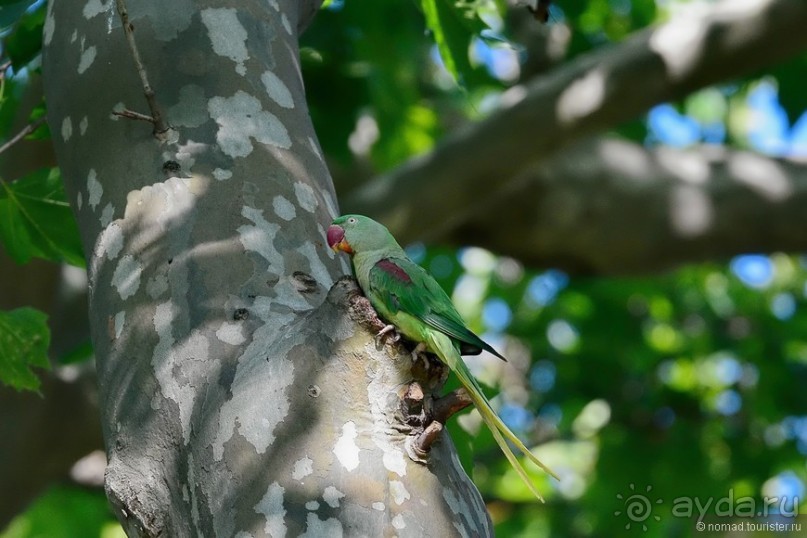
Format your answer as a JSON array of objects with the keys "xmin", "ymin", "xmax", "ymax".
[
  {"xmin": 114, "ymin": 0, "xmax": 169, "ymax": 136},
  {"xmin": 0, "ymin": 116, "xmax": 46, "ymax": 157},
  {"xmin": 112, "ymin": 109, "xmax": 156, "ymax": 123},
  {"xmin": 432, "ymin": 387, "xmax": 473, "ymax": 424}
]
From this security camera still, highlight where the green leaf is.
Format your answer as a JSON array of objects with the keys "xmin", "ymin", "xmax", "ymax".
[
  {"xmin": 4, "ymin": 1, "xmax": 45, "ymax": 70},
  {"xmin": 420, "ymin": 0, "xmax": 488, "ymax": 85},
  {"xmin": 1, "ymin": 485, "xmax": 122, "ymax": 538},
  {"xmin": 25, "ymin": 101, "xmax": 50, "ymax": 140},
  {"xmin": 0, "ymin": 307, "xmax": 50, "ymax": 391},
  {"xmin": 0, "ymin": 167, "xmax": 85, "ymax": 267}
]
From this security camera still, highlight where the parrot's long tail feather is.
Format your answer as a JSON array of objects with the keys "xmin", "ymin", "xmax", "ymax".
[{"xmin": 431, "ymin": 333, "xmax": 559, "ymax": 501}]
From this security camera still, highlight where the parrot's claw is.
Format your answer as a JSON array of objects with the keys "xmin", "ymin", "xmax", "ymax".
[{"xmin": 375, "ymin": 324, "xmax": 401, "ymax": 345}]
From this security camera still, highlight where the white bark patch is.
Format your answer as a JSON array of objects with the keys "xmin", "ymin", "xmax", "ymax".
[
  {"xmin": 392, "ymin": 514, "xmax": 406, "ymax": 530},
  {"xmin": 97, "ymin": 222, "xmax": 123, "ymax": 260},
  {"xmin": 261, "ymin": 71, "xmax": 294, "ymax": 109},
  {"xmin": 728, "ymin": 151, "xmax": 792, "ymax": 201},
  {"xmin": 333, "ymin": 421, "xmax": 360, "ymax": 471},
  {"xmin": 213, "ymin": 168, "xmax": 233, "ymax": 181},
  {"xmin": 293, "ymin": 182, "xmax": 318, "ymax": 213},
  {"xmin": 169, "ymin": 85, "xmax": 209, "ymax": 128},
  {"xmin": 443, "ymin": 487, "xmax": 471, "ymax": 538},
  {"xmin": 174, "ymin": 139, "xmax": 208, "ymax": 171},
  {"xmin": 61, "ymin": 117, "xmax": 72, "ymax": 142},
  {"xmin": 87, "ymin": 169, "xmax": 103, "ymax": 210},
  {"xmin": 114, "ymin": 311, "xmax": 125, "ymax": 339},
  {"xmin": 78, "ymin": 42, "xmax": 97, "ymax": 74},
  {"xmin": 307, "ymin": 136, "xmax": 322, "ymax": 159},
  {"xmin": 79, "ymin": 116, "xmax": 89, "ymax": 135},
  {"xmin": 670, "ymin": 185, "xmax": 712, "ymax": 237},
  {"xmin": 238, "ymin": 207, "xmax": 311, "ymax": 311},
  {"xmin": 657, "ymin": 147, "xmax": 709, "ymax": 184},
  {"xmin": 390, "ymin": 480, "xmax": 410, "ymax": 506},
  {"xmin": 300, "ymin": 513, "xmax": 343, "ymax": 538},
  {"xmin": 280, "ymin": 13, "xmax": 292, "ymax": 35},
  {"xmin": 322, "ymin": 191, "xmax": 338, "ymax": 220},
  {"xmin": 212, "ymin": 296, "xmax": 296, "ymax": 459},
  {"xmin": 44, "ymin": 0, "xmax": 56, "ymax": 45},
  {"xmin": 100, "ymin": 202, "xmax": 115, "ymax": 227},
  {"xmin": 82, "ymin": 0, "xmax": 112, "ymax": 19},
  {"xmin": 272, "ymin": 195, "xmax": 296, "ymax": 221},
  {"xmin": 77, "ymin": 192, "xmax": 83, "ymax": 210},
  {"xmin": 367, "ymin": 363, "xmax": 408, "ymax": 477},
  {"xmin": 239, "ymin": 206, "xmax": 281, "ymax": 264},
  {"xmin": 372, "ymin": 502, "xmax": 385, "ymax": 511},
  {"xmin": 453, "ymin": 521, "xmax": 471, "ymax": 538},
  {"xmin": 649, "ymin": 18, "xmax": 708, "ymax": 79},
  {"xmin": 146, "ymin": 268, "xmax": 169, "ymax": 299},
  {"xmin": 296, "ymin": 242, "xmax": 333, "ymax": 291},
  {"xmin": 322, "ymin": 486, "xmax": 345, "ymax": 508},
  {"xmin": 112, "ymin": 255, "xmax": 142, "ymax": 300},
  {"xmin": 216, "ymin": 322, "xmax": 246, "ymax": 346},
  {"xmin": 305, "ymin": 501, "xmax": 319, "ymax": 510},
  {"xmin": 292, "ymin": 456, "xmax": 314, "ymax": 481},
  {"xmin": 208, "ymin": 91, "xmax": 291, "ymax": 158},
  {"xmin": 254, "ymin": 482, "xmax": 287, "ymax": 538},
  {"xmin": 152, "ymin": 304, "xmax": 212, "ymax": 443},
  {"xmin": 201, "ymin": 8, "xmax": 249, "ymax": 76},
  {"xmin": 556, "ymin": 69, "xmax": 606, "ymax": 124}
]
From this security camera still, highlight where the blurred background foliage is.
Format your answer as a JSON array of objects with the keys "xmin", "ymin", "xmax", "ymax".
[{"xmin": 1, "ymin": 0, "xmax": 806, "ymax": 536}]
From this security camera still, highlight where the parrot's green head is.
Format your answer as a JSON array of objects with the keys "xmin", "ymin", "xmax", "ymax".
[{"xmin": 327, "ymin": 214, "xmax": 398, "ymax": 255}]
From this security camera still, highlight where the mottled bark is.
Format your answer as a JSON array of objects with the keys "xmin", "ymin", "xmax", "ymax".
[
  {"xmin": 43, "ymin": 1, "xmax": 488, "ymax": 536},
  {"xmin": 344, "ymin": 0, "xmax": 807, "ymax": 267}
]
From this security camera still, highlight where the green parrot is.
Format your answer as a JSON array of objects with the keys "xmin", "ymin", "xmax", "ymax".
[{"xmin": 327, "ymin": 214, "xmax": 557, "ymax": 500}]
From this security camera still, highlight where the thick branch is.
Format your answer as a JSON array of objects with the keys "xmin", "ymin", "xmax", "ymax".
[
  {"xmin": 344, "ymin": 0, "xmax": 807, "ymax": 246},
  {"xmin": 446, "ymin": 139, "xmax": 807, "ymax": 274}
]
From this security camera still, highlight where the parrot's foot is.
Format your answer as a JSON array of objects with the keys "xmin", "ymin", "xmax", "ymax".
[{"xmin": 375, "ymin": 324, "xmax": 401, "ymax": 345}]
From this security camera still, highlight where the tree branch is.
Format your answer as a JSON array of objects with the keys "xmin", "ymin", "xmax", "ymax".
[
  {"xmin": 114, "ymin": 0, "xmax": 170, "ymax": 137},
  {"xmin": 448, "ymin": 138, "xmax": 807, "ymax": 274},
  {"xmin": 344, "ymin": 0, "xmax": 807, "ymax": 251},
  {"xmin": 0, "ymin": 116, "xmax": 46, "ymax": 156}
]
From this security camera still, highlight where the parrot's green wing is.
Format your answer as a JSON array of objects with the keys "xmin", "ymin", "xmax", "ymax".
[{"xmin": 368, "ymin": 257, "xmax": 505, "ymax": 360}]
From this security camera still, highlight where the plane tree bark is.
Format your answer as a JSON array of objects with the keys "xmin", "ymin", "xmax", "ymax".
[{"xmin": 43, "ymin": 0, "xmax": 489, "ymax": 536}]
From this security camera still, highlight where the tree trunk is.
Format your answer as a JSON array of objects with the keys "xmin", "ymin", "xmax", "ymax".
[{"xmin": 43, "ymin": 1, "xmax": 489, "ymax": 535}]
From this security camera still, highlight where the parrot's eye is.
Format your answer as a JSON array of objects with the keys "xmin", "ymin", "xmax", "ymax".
[{"xmin": 348, "ymin": 217, "xmax": 357, "ymax": 224}]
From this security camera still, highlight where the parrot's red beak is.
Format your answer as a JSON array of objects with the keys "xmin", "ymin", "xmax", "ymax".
[{"xmin": 327, "ymin": 225, "xmax": 353, "ymax": 254}]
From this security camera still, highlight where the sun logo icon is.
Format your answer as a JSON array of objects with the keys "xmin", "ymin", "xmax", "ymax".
[{"xmin": 614, "ymin": 484, "xmax": 663, "ymax": 531}]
